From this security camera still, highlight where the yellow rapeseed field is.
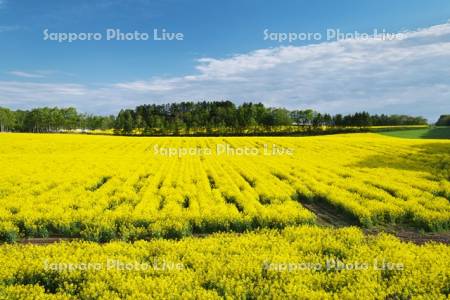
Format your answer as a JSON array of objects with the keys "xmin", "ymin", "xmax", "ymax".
[
  {"xmin": 0, "ymin": 133, "xmax": 449, "ymax": 298},
  {"xmin": 0, "ymin": 133, "xmax": 449, "ymax": 241}
]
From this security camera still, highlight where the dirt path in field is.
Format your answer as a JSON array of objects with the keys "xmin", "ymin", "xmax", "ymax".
[
  {"xmin": 299, "ymin": 200, "xmax": 450, "ymax": 245},
  {"xmin": 14, "ymin": 230, "xmax": 450, "ymax": 245},
  {"xmin": 16, "ymin": 229, "xmax": 449, "ymax": 246},
  {"xmin": 394, "ymin": 231, "xmax": 450, "ymax": 244},
  {"xmin": 299, "ymin": 200, "xmax": 360, "ymax": 227},
  {"xmin": 365, "ymin": 228, "xmax": 450, "ymax": 245},
  {"xmin": 20, "ymin": 237, "xmax": 78, "ymax": 245}
]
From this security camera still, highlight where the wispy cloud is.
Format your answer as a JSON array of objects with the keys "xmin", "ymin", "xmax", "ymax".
[
  {"xmin": 8, "ymin": 71, "xmax": 46, "ymax": 79},
  {"xmin": 1, "ymin": 23, "xmax": 450, "ymax": 120},
  {"xmin": 7, "ymin": 70, "xmax": 75, "ymax": 79},
  {"xmin": 0, "ymin": 81, "xmax": 86, "ymax": 96},
  {"xmin": 0, "ymin": 81, "xmax": 89, "ymax": 109},
  {"xmin": 115, "ymin": 78, "xmax": 184, "ymax": 92}
]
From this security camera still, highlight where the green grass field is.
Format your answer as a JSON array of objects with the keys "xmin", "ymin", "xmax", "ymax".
[{"xmin": 379, "ymin": 126, "xmax": 450, "ymax": 139}]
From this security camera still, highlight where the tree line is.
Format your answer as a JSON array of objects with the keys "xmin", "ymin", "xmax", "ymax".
[
  {"xmin": 114, "ymin": 101, "xmax": 428, "ymax": 135},
  {"xmin": 0, "ymin": 107, "xmax": 114, "ymax": 133},
  {"xmin": 0, "ymin": 101, "xmax": 429, "ymax": 134}
]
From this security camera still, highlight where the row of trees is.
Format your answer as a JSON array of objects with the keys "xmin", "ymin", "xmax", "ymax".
[
  {"xmin": 115, "ymin": 102, "xmax": 295, "ymax": 134},
  {"xmin": 114, "ymin": 102, "xmax": 428, "ymax": 134},
  {"xmin": 436, "ymin": 115, "xmax": 450, "ymax": 126},
  {"xmin": 0, "ymin": 107, "xmax": 114, "ymax": 133},
  {"xmin": 0, "ymin": 102, "xmax": 430, "ymax": 135}
]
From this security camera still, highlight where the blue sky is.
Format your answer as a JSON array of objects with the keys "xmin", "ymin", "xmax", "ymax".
[{"xmin": 0, "ymin": 0, "xmax": 450, "ymax": 121}]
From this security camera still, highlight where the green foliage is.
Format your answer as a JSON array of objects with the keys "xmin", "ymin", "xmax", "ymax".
[
  {"xmin": 0, "ymin": 222, "xmax": 19, "ymax": 243},
  {"xmin": 1, "ymin": 102, "xmax": 428, "ymax": 136},
  {"xmin": 436, "ymin": 115, "xmax": 450, "ymax": 126},
  {"xmin": 379, "ymin": 127, "xmax": 450, "ymax": 139},
  {"xmin": 0, "ymin": 107, "xmax": 15, "ymax": 132},
  {"xmin": 0, "ymin": 106, "xmax": 115, "ymax": 133},
  {"xmin": 111, "ymin": 102, "xmax": 428, "ymax": 136}
]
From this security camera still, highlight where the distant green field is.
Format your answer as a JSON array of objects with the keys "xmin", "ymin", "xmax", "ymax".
[{"xmin": 379, "ymin": 126, "xmax": 450, "ymax": 139}]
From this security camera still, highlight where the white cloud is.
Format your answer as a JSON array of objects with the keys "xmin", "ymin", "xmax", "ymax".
[
  {"xmin": 111, "ymin": 22, "xmax": 450, "ymax": 121},
  {"xmin": 1, "ymin": 22, "xmax": 450, "ymax": 121},
  {"xmin": 0, "ymin": 81, "xmax": 87, "ymax": 109},
  {"xmin": 8, "ymin": 71, "xmax": 46, "ymax": 78},
  {"xmin": 114, "ymin": 78, "xmax": 183, "ymax": 92},
  {"xmin": 6, "ymin": 70, "xmax": 73, "ymax": 79}
]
